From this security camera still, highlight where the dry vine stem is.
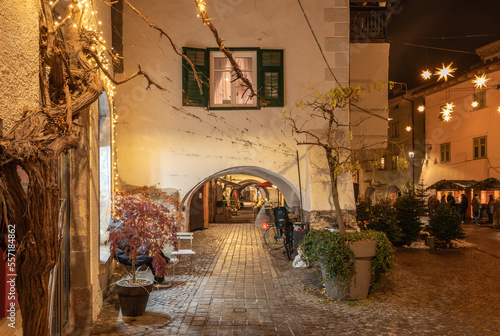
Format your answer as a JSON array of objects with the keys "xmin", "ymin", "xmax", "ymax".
[
  {"xmin": 195, "ymin": 0, "xmax": 257, "ymax": 99},
  {"xmin": 0, "ymin": 1, "xmax": 253, "ymax": 335}
]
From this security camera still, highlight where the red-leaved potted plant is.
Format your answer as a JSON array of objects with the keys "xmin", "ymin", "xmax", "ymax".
[{"xmin": 105, "ymin": 185, "xmax": 183, "ymax": 316}]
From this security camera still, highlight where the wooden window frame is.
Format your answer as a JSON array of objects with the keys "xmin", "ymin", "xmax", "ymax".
[{"xmin": 182, "ymin": 47, "xmax": 284, "ymax": 109}]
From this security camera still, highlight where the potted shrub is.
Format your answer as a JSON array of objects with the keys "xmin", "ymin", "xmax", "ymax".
[
  {"xmin": 300, "ymin": 229, "xmax": 394, "ymax": 300},
  {"xmin": 105, "ymin": 185, "xmax": 183, "ymax": 316}
]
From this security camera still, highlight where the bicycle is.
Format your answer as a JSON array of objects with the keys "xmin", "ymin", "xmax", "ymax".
[{"xmin": 263, "ymin": 207, "xmax": 294, "ymax": 260}]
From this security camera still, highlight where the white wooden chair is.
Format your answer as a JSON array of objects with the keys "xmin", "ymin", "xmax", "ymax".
[{"xmin": 171, "ymin": 232, "xmax": 196, "ymax": 277}]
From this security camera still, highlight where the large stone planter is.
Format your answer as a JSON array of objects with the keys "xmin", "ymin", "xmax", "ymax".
[{"xmin": 322, "ymin": 240, "xmax": 377, "ymax": 300}]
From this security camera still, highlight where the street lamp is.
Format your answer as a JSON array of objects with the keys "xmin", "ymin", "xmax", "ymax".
[{"xmin": 408, "ymin": 151, "xmax": 415, "ymax": 184}]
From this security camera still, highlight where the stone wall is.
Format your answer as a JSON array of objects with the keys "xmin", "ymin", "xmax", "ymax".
[
  {"xmin": 68, "ymin": 101, "xmax": 102, "ymax": 334},
  {"xmin": 305, "ymin": 209, "xmax": 357, "ymax": 231},
  {"xmin": 0, "ymin": 0, "xmax": 39, "ymax": 132}
]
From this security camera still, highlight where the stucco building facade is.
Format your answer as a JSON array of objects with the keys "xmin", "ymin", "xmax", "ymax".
[{"xmin": 0, "ymin": 1, "xmax": 391, "ymax": 334}]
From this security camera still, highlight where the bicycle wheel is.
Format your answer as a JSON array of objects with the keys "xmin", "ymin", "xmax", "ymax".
[
  {"xmin": 283, "ymin": 226, "xmax": 293, "ymax": 260},
  {"xmin": 264, "ymin": 226, "xmax": 284, "ymax": 250}
]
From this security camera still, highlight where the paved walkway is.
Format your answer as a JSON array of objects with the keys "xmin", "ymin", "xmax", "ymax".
[{"xmin": 91, "ymin": 221, "xmax": 500, "ymax": 335}]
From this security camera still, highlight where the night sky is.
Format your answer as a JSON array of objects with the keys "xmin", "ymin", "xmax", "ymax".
[{"xmin": 387, "ymin": 0, "xmax": 500, "ymax": 89}]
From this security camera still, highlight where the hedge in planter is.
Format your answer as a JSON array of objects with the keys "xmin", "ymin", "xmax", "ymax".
[
  {"xmin": 300, "ymin": 229, "xmax": 394, "ymax": 298},
  {"xmin": 429, "ymin": 203, "xmax": 465, "ymax": 247}
]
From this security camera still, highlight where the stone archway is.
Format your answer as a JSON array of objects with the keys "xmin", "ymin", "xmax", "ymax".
[
  {"xmin": 181, "ymin": 166, "xmax": 301, "ymax": 230},
  {"xmin": 386, "ymin": 185, "xmax": 402, "ymax": 200},
  {"xmin": 236, "ymin": 179, "xmax": 270, "ymax": 200},
  {"xmin": 365, "ymin": 186, "xmax": 376, "ymax": 205}
]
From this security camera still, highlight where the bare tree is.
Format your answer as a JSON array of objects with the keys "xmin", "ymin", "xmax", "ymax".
[
  {"xmin": 286, "ymin": 86, "xmax": 386, "ymax": 234},
  {"xmin": 0, "ymin": 1, "xmax": 252, "ymax": 334}
]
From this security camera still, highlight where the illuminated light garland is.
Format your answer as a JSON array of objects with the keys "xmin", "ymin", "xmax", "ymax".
[
  {"xmin": 472, "ymin": 74, "xmax": 490, "ymax": 89},
  {"xmin": 56, "ymin": 0, "xmax": 120, "ymax": 191},
  {"xmin": 435, "ymin": 62, "xmax": 456, "ymax": 82},
  {"xmin": 445, "ymin": 102, "xmax": 454, "ymax": 111}
]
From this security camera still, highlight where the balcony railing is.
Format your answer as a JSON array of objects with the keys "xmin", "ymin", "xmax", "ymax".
[{"xmin": 350, "ymin": 10, "xmax": 386, "ymax": 42}]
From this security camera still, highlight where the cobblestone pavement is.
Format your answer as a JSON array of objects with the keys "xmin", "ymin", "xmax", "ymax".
[{"xmin": 91, "ymin": 221, "xmax": 500, "ymax": 335}]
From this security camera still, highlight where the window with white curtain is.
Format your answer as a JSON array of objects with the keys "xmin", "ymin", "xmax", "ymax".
[
  {"xmin": 210, "ymin": 51, "xmax": 257, "ymax": 108},
  {"xmin": 182, "ymin": 47, "xmax": 284, "ymax": 109}
]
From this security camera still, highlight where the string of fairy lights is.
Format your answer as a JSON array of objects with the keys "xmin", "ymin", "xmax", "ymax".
[
  {"xmin": 50, "ymin": 0, "xmax": 120, "ymax": 192},
  {"xmin": 417, "ymin": 63, "xmax": 500, "ymax": 123}
]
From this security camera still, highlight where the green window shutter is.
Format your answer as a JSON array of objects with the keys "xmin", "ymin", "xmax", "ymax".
[
  {"xmin": 258, "ymin": 50, "xmax": 284, "ymax": 107},
  {"xmin": 182, "ymin": 47, "xmax": 208, "ymax": 107}
]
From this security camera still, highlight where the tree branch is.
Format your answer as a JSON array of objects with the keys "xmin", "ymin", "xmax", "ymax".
[
  {"xmin": 122, "ymin": 0, "xmax": 204, "ymax": 93},
  {"xmin": 194, "ymin": 0, "xmax": 256, "ymax": 98},
  {"xmin": 85, "ymin": 48, "xmax": 166, "ymax": 91}
]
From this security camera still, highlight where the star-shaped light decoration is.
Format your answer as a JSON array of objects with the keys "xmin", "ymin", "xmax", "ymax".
[
  {"xmin": 446, "ymin": 102, "xmax": 455, "ymax": 111},
  {"xmin": 421, "ymin": 69, "xmax": 432, "ymax": 80},
  {"xmin": 435, "ymin": 63, "xmax": 456, "ymax": 82},
  {"xmin": 472, "ymin": 101, "xmax": 479, "ymax": 108},
  {"xmin": 441, "ymin": 106, "xmax": 452, "ymax": 122},
  {"xmin": 472, "ymin": 74, "xmax": 490, "ymax": 89},
  {"xmin": 497, "ymin": 106, "xmax": 500, "ymax": 113},
  {"xmin": 417, "ymin": 105, "xmax": 425, "ymax": 112},
  {"xmin": 405, "ymin": 126, "xmax": 412, "ymax": 132}
]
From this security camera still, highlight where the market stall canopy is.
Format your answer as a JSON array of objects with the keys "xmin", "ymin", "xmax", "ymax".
[
  {"xmin": 472, "ymin": 177, "xmax": 500, "ymax": 190},
  {"xmin": 426, "ymin": 180, "xmax": 477, "ymax": 191}
]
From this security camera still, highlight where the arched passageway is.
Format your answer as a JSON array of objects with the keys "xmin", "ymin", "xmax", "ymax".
[
  {"xmin": 181, "ymin": 166, "xmax": 301, "ymax": 231},
  {"xmin": 386, "ymin": 185, "xmax": 402, "ymax": 201}
]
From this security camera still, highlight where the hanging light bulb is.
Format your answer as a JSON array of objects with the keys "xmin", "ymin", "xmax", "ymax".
[
  {"xmin": 435, "ymin": 62, "xmax": 456, "ymax": 82},
  {"xmin": 417, "ymin": 105, "xmax": 425, "ymax": 112},
  {"xmin": 472, "ymin": 74, "xmax": 490, "ymax": 89},
  {"xmin": 421, "ymin": 69, "xmax": 432, "ymax": 80}
]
